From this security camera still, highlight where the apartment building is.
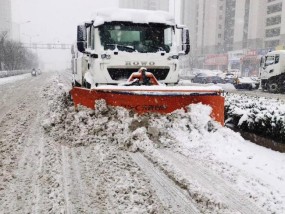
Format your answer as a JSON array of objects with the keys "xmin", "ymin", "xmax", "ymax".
[{"xmin": 0, "ymin": 0, "xmax": 12, "ymax": 37}]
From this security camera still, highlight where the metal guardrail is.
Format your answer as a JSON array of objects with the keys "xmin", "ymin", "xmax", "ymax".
[
  {"xmin": 0, "ymin": 70, "xmax": 31, "ymax": 78},
  {"xmin": 21, "ymin": 43, "xmax": 72, "ymax": 49}
]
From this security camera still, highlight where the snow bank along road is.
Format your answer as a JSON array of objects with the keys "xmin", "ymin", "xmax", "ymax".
[
  {"xmin": 228, "ymin": 89, "xmax": 285, "ymax": 101},
  {"xmin": 1, "ymin": 71, "xmax": 285, "ymax": 213},
  {"xmin": 178, "ymin": 79, "xmax": 285, "ymax": 101}
]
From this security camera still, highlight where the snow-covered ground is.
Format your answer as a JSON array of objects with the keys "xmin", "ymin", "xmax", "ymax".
[
  {"xmin": 178, "ymin": 79, "xmax": 236, "ymax": 91},
  {"xmin": 0, "ymin": 73, "xmax": 31, "ymax": 86},
  {"xmin": 1, "ymin": 71, "xmax": 285, "ymax": 213}
]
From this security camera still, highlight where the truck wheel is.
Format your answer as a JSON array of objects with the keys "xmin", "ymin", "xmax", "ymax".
[{"xmin": 268, "ymin": 83, "xmax": 279, "ymax": 93}]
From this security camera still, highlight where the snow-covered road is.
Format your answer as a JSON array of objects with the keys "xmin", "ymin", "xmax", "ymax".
[{"xmin": 0, "ymin": 71, "xmax": 284, "ymax": 213}]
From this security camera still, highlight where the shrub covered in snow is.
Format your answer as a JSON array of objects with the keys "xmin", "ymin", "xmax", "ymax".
[{"xmin": 225, "ymin": 93, "xmax": 285, "ymax": 144}]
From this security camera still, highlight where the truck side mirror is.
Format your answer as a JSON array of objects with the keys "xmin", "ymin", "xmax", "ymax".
[
  {"xmin": 77, "ymin": 25, "xmax": 87, "ymax": 53},
  {"xmin": 182, "ymin": 28, "xmax": 190, "ymax": 55}
]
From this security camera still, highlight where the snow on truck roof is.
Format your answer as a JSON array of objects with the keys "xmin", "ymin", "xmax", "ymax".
[
  {"xmin": 266, "ymin": 50, "xmax": 285, "ymax": 55},
  {"xmin": 92, "ymin": 9, "xmax": 176, "ymax": 27}
]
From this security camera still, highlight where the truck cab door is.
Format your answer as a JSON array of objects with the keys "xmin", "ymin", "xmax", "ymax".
[{"xmin": 263, "ymin": 55, "xmax": 280, "ymax": 79}]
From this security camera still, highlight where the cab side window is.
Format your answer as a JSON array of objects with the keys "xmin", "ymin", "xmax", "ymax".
[
  {"xmin": 87, "ymin": 26, "xmax": 95, "ymax": 50},
  {"xmin": 91, "ymin": 27, "xmax": 95, "ymax": 50},
  {"xmin": 87, "ymin": 27, "xmax": 91, "ymax": 48},
  {"xmin": 275, "ymin": 55, "xmax": 280, "ymax": 64}
]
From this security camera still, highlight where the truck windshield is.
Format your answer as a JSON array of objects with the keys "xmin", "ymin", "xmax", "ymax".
[
  {"xmin": 99, "ymin": 23, "xmax": 173, "ymax": 53},
  {"xmin": 265, "ymin": 55, "xmax": 278, "ymax": 66}
]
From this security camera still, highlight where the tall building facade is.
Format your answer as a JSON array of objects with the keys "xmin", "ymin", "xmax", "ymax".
[
  {"xmin": 189, "ymin": 0, "xmax": 285, "ymax": 71},
  {"xmin": 194, "ymin": 0, "xmax": 285, "ymax": 55},
  {"xmin": 233, "ymin": 0, "xmax": 266, "ymax": 50},
  {"xmin": 0, "ymin": 0, "xmax": 12, "ymax": 37},
  {"xmin": 119, "ymin": 0, "xmax": 169, "ymax": 11}
]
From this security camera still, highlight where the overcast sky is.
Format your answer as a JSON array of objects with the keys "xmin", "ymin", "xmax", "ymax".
[
  {"xmin": 11, "ymin": 0, "xmax": 119, "ymax": 70},
  {"xmin": 12, "ymin": 0, "xmax": 119, "ymax": 43}
]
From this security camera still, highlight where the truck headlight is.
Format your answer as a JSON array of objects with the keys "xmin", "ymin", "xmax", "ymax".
[
  {"xmin": 168, "ymin": 55, "xmax": 179, "ymax": 60},
  {"xmin": 101, "ymin": 54, "xmax": 111, "ymax": 59}
]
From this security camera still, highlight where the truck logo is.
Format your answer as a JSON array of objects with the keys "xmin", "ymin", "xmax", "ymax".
[
  {"xmin": 123, "ymin": 105, "xmax": 167, "ymax": 111},
  {"xmin": 125, "ymin": 61, "xmax": 156, "ymax": 66}
]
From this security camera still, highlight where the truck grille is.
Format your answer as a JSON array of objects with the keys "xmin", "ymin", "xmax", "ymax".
[{"xmin": 107, "ymin": 68, "xmax": 170, "ymax": 81}]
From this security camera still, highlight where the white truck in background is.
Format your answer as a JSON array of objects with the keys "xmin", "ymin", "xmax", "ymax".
[
  {"xmin": 71, "ymin": 9, "xmax": 190, "ymax": 88},
  {"xmin": 260, "ymin": 50, "xmax": 285, "ymax": 93}
]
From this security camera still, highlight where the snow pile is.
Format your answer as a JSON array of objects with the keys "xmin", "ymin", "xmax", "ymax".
[
  {"xmin": 0, "ymin": 70, "xmax": 30, "ymax": 78},
  {"xmin": 178, "ymin": 79, "xmax": 236, "ymax": 91},
  {"xmin": 43, "ymin": 91, "xmax": 220, "ymax": 153},
  {"xmin": 225, "ymin": 93, "xmax": 285, "ymax": 143},
  {"xmin": 0, "ymin": 73, "xmax": 31, "ymax": 86}
]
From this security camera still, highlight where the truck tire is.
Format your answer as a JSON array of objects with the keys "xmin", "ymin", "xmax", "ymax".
[{"xmin": 268, "ymin": 83, "xmax": 279, "ymax": 93}]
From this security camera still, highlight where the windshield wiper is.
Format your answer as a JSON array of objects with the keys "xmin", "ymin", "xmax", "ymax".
[
  {"xmin": 105, "ymin": 44, "xmax": 136, "ymax": 52},
  {"xmin": 142, "ymin": 44, "xmax": 165, "ymax": 52}
]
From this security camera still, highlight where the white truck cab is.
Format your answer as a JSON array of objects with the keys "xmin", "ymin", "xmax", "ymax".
[
  {"xmin": 71, "ymin": 9, "xmax": 190, "ymax": 88},
  {"xmin": 260, "ymin": 50, "xmax": 285, "ymax": 93}
]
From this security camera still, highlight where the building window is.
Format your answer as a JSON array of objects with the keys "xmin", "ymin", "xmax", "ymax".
[
  {"xmin": 265, "ymin": 40, "xmax": 280, "ymax": 48},
  {"xmin": 266, "ymin": 15, "xmax": 281, "ymax": 26},
  {"xmin": 266, "ymin": 27, "xmax": 281, "ymax": 37},
  {"xmin": 218, "ymin": 34, "xmax": 222, "ymax": 38},
  {"xmin": 267, "ymin": 3, "xmax": 282, "ymax": 14}
]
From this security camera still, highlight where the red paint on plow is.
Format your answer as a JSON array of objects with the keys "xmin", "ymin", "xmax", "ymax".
[{"xmin": 70, "ymin": 87, "xmax": 225, "ymax": 126}]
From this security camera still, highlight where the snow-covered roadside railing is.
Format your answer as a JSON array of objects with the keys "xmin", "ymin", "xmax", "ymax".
[
  {"xmin": 225, "ymin": 93, "xmax": 285, "ymax": 144},
  {"xmin": 0, "ymin": 70, "xmax": 30, "ymax": 78}
]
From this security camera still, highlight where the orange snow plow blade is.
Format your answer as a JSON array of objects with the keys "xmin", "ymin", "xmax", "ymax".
[{"xmin": 70, "ymin": 87, "xmax": 225, "ymax": 125}]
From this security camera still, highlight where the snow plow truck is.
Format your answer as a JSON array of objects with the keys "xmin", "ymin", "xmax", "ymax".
[{"xmin": 70, "ymin": 9, "xmax": 225, "ymax": 125}]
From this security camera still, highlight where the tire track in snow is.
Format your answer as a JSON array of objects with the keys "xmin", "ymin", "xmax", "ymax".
[
  {"xmin": 70, "ymin": 148, "xmax": 90, "ymax": 213},
  {"xmin": 161, "ymin": 149, "xmax": 267, "ymax": 214},
  {"xmin": 0, "ymin": 105, "xmax": 40, "ymax": 213},
  {"xmin": 130, "ymin": 152, "xmax": 200, "ymax": 214},
  {"xmin": 32, "ymin": 134, "xmax": 45, "ymax": 214},
  {"xmin": 61, "ymin": 146, "xmax": 73, "ymax": 214}
]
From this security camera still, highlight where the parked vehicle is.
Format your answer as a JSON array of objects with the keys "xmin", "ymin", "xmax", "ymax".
[
  {"xmin": 223, "ymin": 73, "xmax": 236, "ymax": 84},
  {"xmin": 192, "ymin": 73, "xmax": 223, "ymax": 84},
  {"xmin": 234, "ymin": 77, "xmax": 260, "ymax": 90}
]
